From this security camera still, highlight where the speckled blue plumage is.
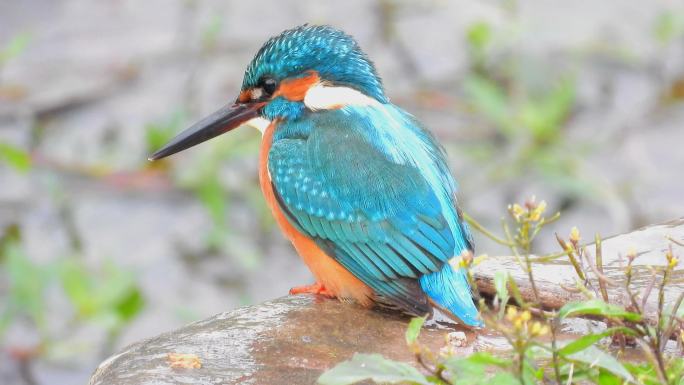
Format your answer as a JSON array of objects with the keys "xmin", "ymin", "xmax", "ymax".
[
  {"xmin": 252, "ymin": 25, "xmax": 481, "ymax": 326},
  {"xmin": 243, "ymin": 25, "xmax": 387, "ymax": 103}
]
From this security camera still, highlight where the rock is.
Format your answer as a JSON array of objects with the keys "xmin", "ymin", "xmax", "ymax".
[{"xmin": 88, "ymin": 295, "xmax": 477, "ymax": 385}]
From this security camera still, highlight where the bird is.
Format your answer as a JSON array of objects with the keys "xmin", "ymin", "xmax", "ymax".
[{"xmin": 149, "ymin": 24, "xmax": 481, "ymax": 327}]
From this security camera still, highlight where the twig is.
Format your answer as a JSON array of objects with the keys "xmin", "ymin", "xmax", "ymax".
[
  {"xmin": 555, "ymin": 234, "xmax": 586, "ymax": 281},
  {"xmin": 640, "ymin": 268, "xmax": 658, "ymax": 312},
  {"xmin": 595, "ymin": 233, "xmax": 610, "ymax": 303},
  {"xmin": 666, "ymin": 236, "xmax": 684, "ymax": 247}
]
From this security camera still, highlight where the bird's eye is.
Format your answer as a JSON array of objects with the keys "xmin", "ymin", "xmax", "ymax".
[{"xmin": 260, "ymin": 77, "xmax": 278, "ymax": 97}]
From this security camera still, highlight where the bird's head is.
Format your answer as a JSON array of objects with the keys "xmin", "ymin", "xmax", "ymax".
[{"xmin": 150, "ymin": 24, "xmax": 386, "ymax": 160}]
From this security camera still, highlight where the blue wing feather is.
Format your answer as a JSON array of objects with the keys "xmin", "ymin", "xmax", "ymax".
[{"xmin": 269, "ymin": 105, "xmax": 480, "ymax": 326}]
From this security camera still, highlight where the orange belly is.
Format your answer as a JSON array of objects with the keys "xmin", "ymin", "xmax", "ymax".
[{"xmin": 258, "ymin": 121, "xmax": 374, "ymax": 306}]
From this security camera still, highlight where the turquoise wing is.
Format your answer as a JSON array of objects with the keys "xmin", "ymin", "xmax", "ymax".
[{"xmin": 268, "ymin": 108, "xmax": 475, "ymax": 319}]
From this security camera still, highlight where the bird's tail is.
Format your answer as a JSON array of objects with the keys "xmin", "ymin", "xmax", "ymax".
[{"xmin": 419, "ymin": 263, "xmax": 482, "ymax": 327}]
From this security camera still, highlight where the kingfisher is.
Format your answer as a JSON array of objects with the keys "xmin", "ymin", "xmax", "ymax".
[{"xmin": 150, "ymin": 25, "xmax": 481, "ymax": 327}]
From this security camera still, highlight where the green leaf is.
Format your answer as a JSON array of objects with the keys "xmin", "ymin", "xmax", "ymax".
[
  {"xmin": 0, "ymin": 142, "xmax": 31, "ymax": 172},
  {"xmin": 197, "ymin": 177, "xmax": 226, "ymax": 228},
  {"xmin": 494, "ymin": 270, "xmax": 509, "ymax": 302},
  {"xmin": 144, "ymin": 111, "xmax": 187, "ymax": 155},
  {"xmin": 558, "ymin": 299, "xmax": 642, "ymax": 322},
  {"xmin": 466, "ymin": 21, "xmax": 492, "ymax": 50},
  {"xmin": 654, "ymin": 11, "xmax": 684, "ymax": 43},
  {"xmin": 317, "ymin": 353, "xmax": 430, "ymax": 385},
  {"xmin": 461, "ymin": 352, "xmax": 511, "ymax": 368},
  {"xmin": 0, "ymin": 33, "xmax": 30, "ymax": 63},
  {"xmin": 58, "ymin": 258, "xmax": 144, "ymax": 330},
  {"xmin": 463, "ymin": 75, "xmax": 513, "ymax": 135},
  {"xmin": 405, "ymin": 316, "xmax": 426, "ymax": 346},
  {"xmin": 115, "ymin": 287, "xmax": 145, "ymax": 322},
  {"xmin": 443, "ymin": 353, "xmax": 514, "ymax": 385},
  {"xmin": 597, "ymin": 370, "xmax": 622, "ymax": 385},
  {"xmin": 485, "ymin": 372, "xmax": 521, "ymax": 385},
  {"xmin": 564, "ymin": 345, "xmax": 634, "ymax": 383},
  {"xmin": 557, "ymin": 327, "xmax": 634, "ymax": 356},
  {"xmin": 1, "ymin": 242, "xmax": 50, "ymax": 332},
  {"xmin": 520, "ymin": 78, "xmax": 575, "ymax": 143}
]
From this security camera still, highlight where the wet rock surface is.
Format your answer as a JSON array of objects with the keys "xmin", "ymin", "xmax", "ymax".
[{"xmin": 88, "ymin": 296, "xmax": 465, "ymax": 385}]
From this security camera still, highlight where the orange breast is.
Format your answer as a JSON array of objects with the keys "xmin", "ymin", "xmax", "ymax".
[{"xmin": 258, "ymin": 121, "xmax": 373, "ymax": 306}]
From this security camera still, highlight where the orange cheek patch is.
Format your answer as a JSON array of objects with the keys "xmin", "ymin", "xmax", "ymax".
[
  {"xmin": 275, "ymin": 71, "xmax": 320, "ymax": 101},
  {"xmin": 238, "ymin": 90, "xmax": 251, "ymax": 103}
]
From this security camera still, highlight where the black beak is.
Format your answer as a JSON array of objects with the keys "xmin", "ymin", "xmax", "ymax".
[{"xmin": 148, "ymin": 102, "xmax": 265, "ymax": 161}]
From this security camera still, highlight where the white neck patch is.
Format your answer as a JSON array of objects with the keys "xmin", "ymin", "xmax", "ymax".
[
  {"xmin": 244, "ymin": 116, "xmax": 271, "ymax": 134},
  {"xmin": 304, "ymin": 84, "xmax": 381, "ymax": 110},
  {"xmin": 242, "ymin": 85, "xmax": 379, "ymax": 135}
]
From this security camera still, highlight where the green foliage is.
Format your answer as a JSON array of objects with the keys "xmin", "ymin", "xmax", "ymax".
[
  {"xmin": 562, "ymin": 345, "xmax": 634, "ymax": 383},
  {"xmin": 653, "ymin": 10, "xmax": 684, "ymax": 44},
  {"xmin": 466, "ymin": 22, "xmax": 492, "ymax": 51},
  {"xmin": 318, "ymin": 353, "xmax": 431, "ymax": 385},
  {"xmin": 0, "ymin": 240, "xmax": 50, "ymax": 335},
  {"xmin": 170, "ymin": 126, "xmax": 264, "ymax": 267},
  {"xmin": 463, "ymin": 74, "xmax": 576, "ymax": 146},
  {"xmin": 406, "ymin": 315, "xmax": 426, "ymax": 346},
  {"xmin": 0, "ymin": 33, "xmax": 30, "ymax": 64},
  {"xmin": 444, "ymin": 353, "xmax": 519, "ymax": 385},
  {"xmin": 0, "ymin": 142, "xmax": 31, "ymax": 172},
  {"xmin": 144, "ymin": 110, "xmax": 187, "ymax": 155},
  {"xmin": 460, "ymin": 18, "xmax": 600, "ymax": 200},
  {"xmin": 59, "ymin": 258, "xmax": 145, "ymax": 331},
  {"xmin": 558, "ymin": 299, "xmax": 642, "ymax": 322},
  {"xmin": 556, "ymin": 327, "xmax": 632, "ymax": 356},
  {"xmin": 0, "ymin": 227, "xmax": 144, "ymax": 354}
]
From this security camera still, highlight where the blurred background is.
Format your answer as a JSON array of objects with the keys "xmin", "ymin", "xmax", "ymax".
[{"xmin": 1, "ymin": 0, "xmax": 683, "ymax": 384}]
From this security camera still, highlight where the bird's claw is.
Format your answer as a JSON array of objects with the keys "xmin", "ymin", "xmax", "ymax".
[{"xmin": 289, "ymin": 282, "xmax": 335, "ymax": 298}]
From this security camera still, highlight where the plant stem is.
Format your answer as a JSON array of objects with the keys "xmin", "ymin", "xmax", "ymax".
[{"xmin": 462, "ymin": 212, "xmax": 516, "ymax": 247}]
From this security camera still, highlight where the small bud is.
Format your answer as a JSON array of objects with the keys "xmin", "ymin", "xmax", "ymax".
[
  {"xmin": 456, "ymin": 250, "xmax": 474, "ymax": 268},
  {"xmin": 626, "ymin": 247, "xmax": 637, "ymax": 263},
  {"xmin": 569, "ymin": 226, "xmax": 581, "ymax": 244}
]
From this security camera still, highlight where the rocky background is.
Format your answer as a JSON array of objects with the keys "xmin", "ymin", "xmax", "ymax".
[{"xmin": 1, "ymin": 1, "xmax": 683, "ymax": 384}]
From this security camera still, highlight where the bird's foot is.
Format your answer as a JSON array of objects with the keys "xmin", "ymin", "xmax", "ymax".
[{"xmin": 289, "ymin": 282, "xmax": 335, "ymax": 298}]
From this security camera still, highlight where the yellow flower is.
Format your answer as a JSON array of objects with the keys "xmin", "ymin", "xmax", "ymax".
[
  {"xmin": 529, "ymin": 200, "xmax": 547, "ymax": 221},
  {"xmin": 506, "ymin": 306, "xmax": 518, "ymax": 321},
  {"xmin": 509, "ymin": 204, "xmax": 525, "ymax": 222},
  {"xmin": 530, "ymin": 322, "xmax": 550, "ymax": 337},
  {"xmin": 669, "ymin": 257, "xmax": 679, "ymax": 268},
  {"xmin": 520, "ymin": 310, "xmax": 532, "ymax": 322},
  {"xmin": 513, "ymin": 318, "xmax": 523, "ymax": 330}
]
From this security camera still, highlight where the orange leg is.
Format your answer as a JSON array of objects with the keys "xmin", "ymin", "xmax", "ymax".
[{"xmin": 289, "ymin": 282, "xmax": 336, "ymax": 298}]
